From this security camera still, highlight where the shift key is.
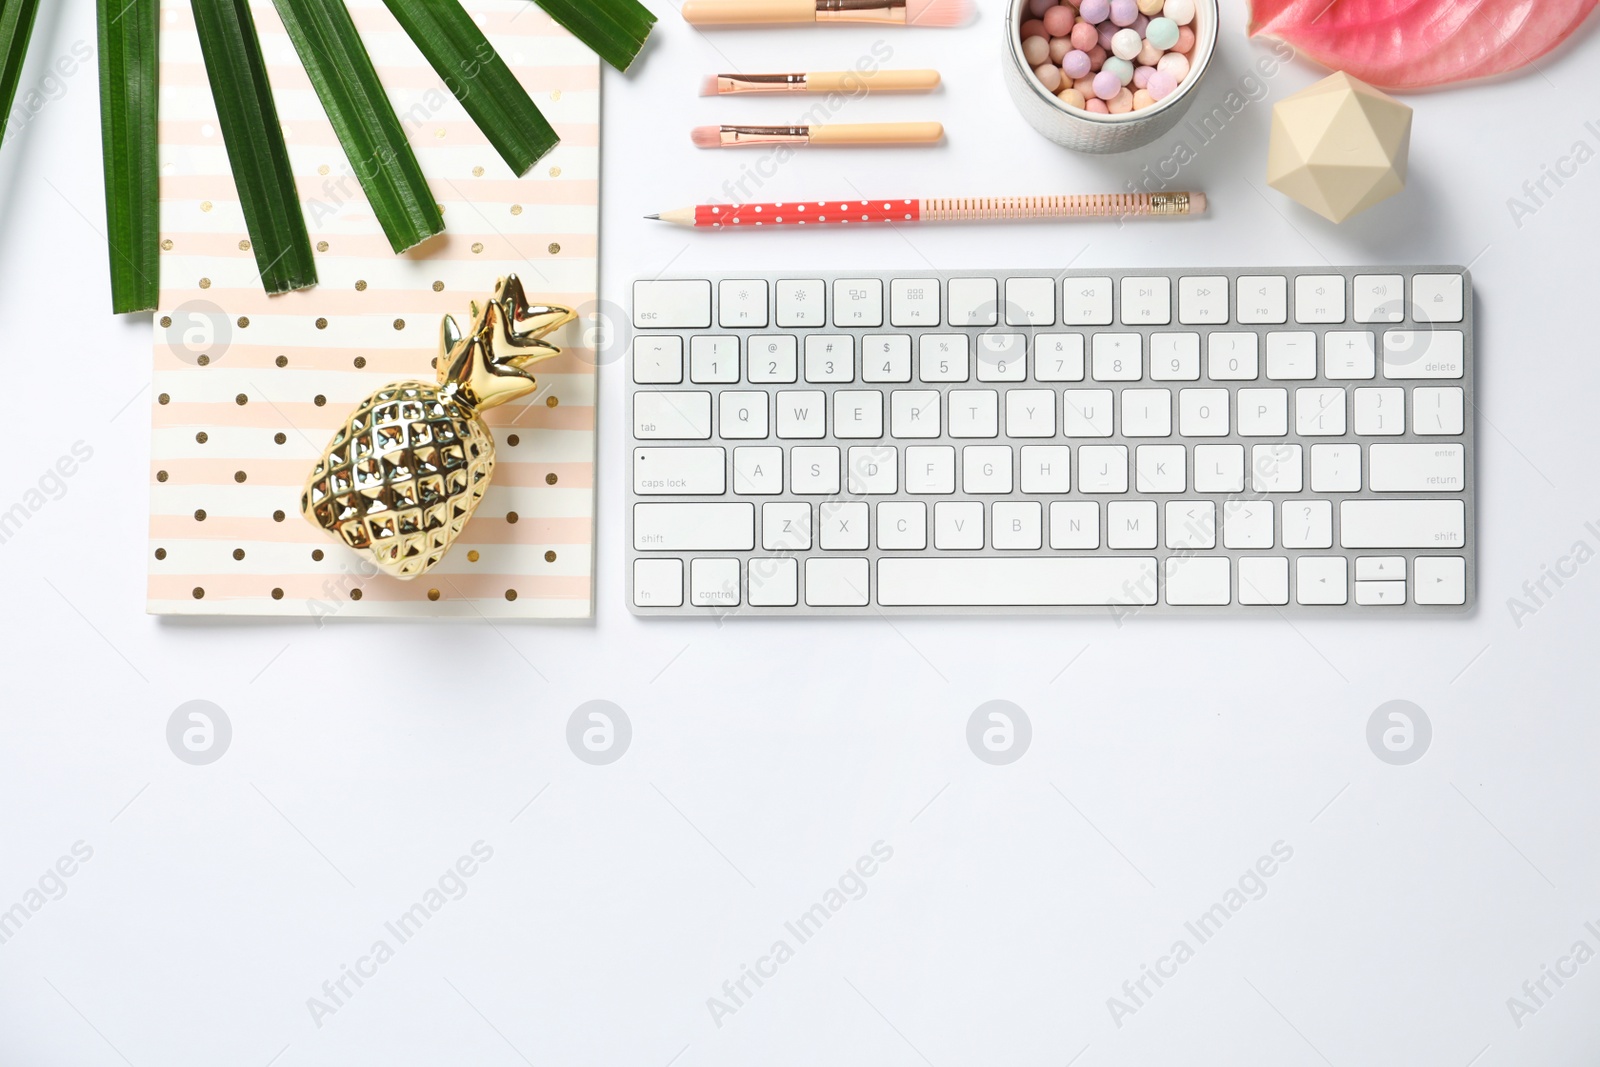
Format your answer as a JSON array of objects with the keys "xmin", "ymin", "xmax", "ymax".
[
  {"xmin": 635, "ymin": 503, "xmax": 754, "ymax": 550},
  {"xmin": 1341, "ymin": 500, "xmax": 1465, "ymax": 548}
]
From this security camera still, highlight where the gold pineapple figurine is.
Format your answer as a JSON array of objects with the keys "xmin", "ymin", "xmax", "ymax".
[{"xmin": 301, "ymin": 276, "xmax": 576, "ymax": 579}]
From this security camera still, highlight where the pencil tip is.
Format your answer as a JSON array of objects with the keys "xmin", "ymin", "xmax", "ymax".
[{"xmin": 644, "ymin": 213, "xmax": 660, "ymax": 220}]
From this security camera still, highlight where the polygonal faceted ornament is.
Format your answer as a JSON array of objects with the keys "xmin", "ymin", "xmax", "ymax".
[
  {"xmin": 1266, "ymin": 71, "xmax": 1412, "ymax": 223},
  {"xmin": 301, "ymin": 276, "xmax": 576, "ymax": 579}
]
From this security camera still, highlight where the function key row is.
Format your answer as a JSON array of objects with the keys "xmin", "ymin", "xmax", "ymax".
[{"xmin": 633, "ymin": 274, "xmax": 1466, "ymax": 331}]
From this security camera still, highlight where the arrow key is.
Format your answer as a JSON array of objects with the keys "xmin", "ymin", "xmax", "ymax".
[
  {"xmin": 1295, "ymin": 556, "xmax": 1348, "ymax": 605},
  {"xmin": 1355, "ymin": 556, "xmax": 1406, "ymax": 581},
  {"xmin": 1414, "ymin": 556, "xmax": 1467, "ymax": 605},
  {"xmin": 1356, "ymin": 580, "xmax": 1407, "ymax": 605}
]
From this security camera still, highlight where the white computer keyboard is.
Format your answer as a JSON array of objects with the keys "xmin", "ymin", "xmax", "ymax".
[{"xmin": 627, "ymin": 267, "xmax": 1475, "ymax": 616}]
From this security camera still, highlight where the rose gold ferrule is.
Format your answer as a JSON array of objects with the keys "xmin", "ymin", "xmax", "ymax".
[
  {"xmin": 718, "ymin": 125, "xmax": 811, "ymax": 146},
  {"xmin": 815, "ymin": 0, "xmax": 907, "ymax": 23},
  {"xmin": 715, "ymin": 73, "xmax": 809, "ymax": 93}
]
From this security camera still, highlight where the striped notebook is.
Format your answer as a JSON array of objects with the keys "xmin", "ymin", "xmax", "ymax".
[{"xmin": 148, "ymin": 0, "xmax": 598, "ymax": 618}]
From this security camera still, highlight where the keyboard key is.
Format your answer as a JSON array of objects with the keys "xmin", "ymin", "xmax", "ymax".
[
  {"xmin": 1354, "ymin": 387, "xmax": 1405, "ymax": 435},
  {"xmin": 635, "ymin": 502, "xmax": 754, "ymax": 550},
  {"xmin": 890, "ymin": 278, "xmax": 940, "ymax": 326},
  {"xmin": 1354, "ymin": 274, "xmax": 1404, "ymax": 323},
  {"xmin": 848, "ymin": 445, "xmax": 897, "ymax": 494},
  {"xmin": 806, "ymin": 558, "xmax": 870, "ymax": 606},
  {"xmin": 934, "ymin": 501, "xmax": 984, "ymax": 548},
  {"xmin": 877, "ymin": 501, "xmax": 926, "ymax": 549},
  {"xmin": 690, "ymin": 336, "xmax": 739, "ymax": 383},
  {"xmin": 634, "ymin": 447, "xmax": 726, "ymax": 495},
  {"xmin": 1295, "ymin": 387, "xmax": 1345, "ymax": 436},
  {"xmin": 819, "ymin": 501, "xmax": 869, "ymax": 550},
  {"xmin": 1383, "ymin": 330, "xmax": 1465, "ymax": 379},
  {"xmin": 1266, "ymin": 332, "xmax": 1316, "ymax": 380},
  {"xmin": 1355, "ymin": 580, "xmax": 1406, "ymax": 605},
  {"xmin": 1180, "ymin": 388, "xmax": 1229, "ymax": 436},
  {"xmin": 1237, "ymin": 275, "xmax": 1288, "ymax": 324},
  {"xmin": 1178, "ymin": 276, "xmax": 1228, "ymax": 324},
  {"xmin": 1006, "ymin": 277, "xmax": 1055, "ymax": 325},
  {"xmin": 949, "ymin": 390, "xmax": 999, "ymax": 438},
  {"xmin": 1368, "ymin": 443, "xmax": 1465, "ymax": 492},
  {"xmin": 775, "ymin": 279, "xmax": 825, "ymax": 327},
  {"xmin": 718, "ymin": 280, "xmax": 768, "ymax": 327},
  {"xmin": 1121, "ymin": 389, "xmax": 1172, "ymax": 437},
  {"xmin": 1411, "ymin": 273, "xmax": 1464, "ymax": 322},
  {"xmin": 1107, "ymin": 501, "xmax": 1157, "ymax": 548},
  {"xmin": 1195, "ymin": 445, "xmax": 1245, "ymax": 493},
  {"xmin": 1296, "ymin": 557, "xmax": 1348, "ymax": 605},
  {"xmin": 977, "ymin": 334, "xmax": 1027, "ymax": 381},
  {"xmin": 862, "ymin": 335, "xmax": 912, "ymax": 382},
  {"xmin": 1121, "ymin": 276, "xmax": 1171, "ymax": 325},
  {"xmin": 1340, "ymin": 500, "xmax": 1466, "ymax": 548},
  {"xmin": 1165, "ymin": 556, "xmax": 1230, "ymax": 605},
  {"xmin": 920, "ymin": 334, "xmax": 970, "ymax": 382},
  {"xmin": 1294, "ymin": 274, "xmax": 1346, "ymax": 324},
  {"xmin": 1222, "ymin": 499, "xmax": 1272, "ymax": 548},
  {"xmin": 633, "ymin": 336, "xmax": 683, "ymax": 384},
  {"xmin": 1020, "ymin": 445, "xmax": 1072, "ymax": 492},
  {"xmin": 1135, "ymin": 444, "xmax": 1185, "ymax": 492},
  {"xmin": 733, "ymin": 446, "xmax": 783, "ymax": 494},
  {"xmin": 1006, "ymin": 390, "xmax": 1057, "ymax": 438},
  {"xmin": 1356, "ymin": 557, "xmax": 1406, "ymax": 580},
  {"xmin": 905, "ymin": 446, "xmax": 955, "ymax": 493},
  {"xmin": 1310, "ymin": 443, "xmax": 1361, "ymax": 492},
  {"xmin": 691, "ymin": 558, "xmax": 741, "ymax": 606},
  {"xmin": 635, "ymin": 391, "xmax": 712, "ymax": 439},
  {"xmin": 833, "ymin": 391, "xmax": 884, "ymax": 438},
  {"xmin": 747, "ymin": 336, "xmax": 797, "ymax": 382},
  {"xmin": 1282, "ymin": 500, "xmax": 1333, "ymax": 549},
  {"xmin": 1063, "ymin": 277, "xmax": 1114, "ymax": 325},
  {"xmin": 1049, "ymin": 502, "xmax": 1100, "ymax": 548},
  {"xmin": 1239, "ymin": 388, "xmax": 1289, "ymax": 436},
  {"xmin": 877, "ymin": 557, "xmax": 1157, "ymax": 606},
  {"xmin": 993, "ymin": 502, "xmax": 1043, "ymax": 549},
  {"xmin": 948, "ymin": 278, "xmax": 999, "ymax": 326},
  {"xmin": 775, "ymin": 390, "xmax": 826, "ymax": 438},
  {"xmin": 833, "ymin": 279, "xmax": 883, "ymax": 326},
  {"xmin": 790, "ymin": 446, "xmax": 841, "ymax": 493},
  {"xmin": 1035, "ymin": 335, "xmax": 1086, "ymax": 381},
  {"xmin": 1138, "ymin": 335, "xmax": 1195, "ymax": 385},
  {"xmin": 1166, "ymin": 501, "xmax": 1216, "ymax": 550},
  {"xmin": 1414, "ymin": 387, "xmax": 1465, "ymax": 435},
  {"xmin": 719, "ymin": 391, "xmax": 769, "ymax": 439},
  {"xmin": 633, "ymin": 558, "xmax": 684, "ymax": 607},
  {"xmin": 1324, "ymin": 331, "xmax": 1376, "ymax": 379},
  {"xmin": 962, "ymin": 445, "xmax": 1013, "ymax": 493},
  {"xmin": 1251, "ymin": 443, "xmax": 1303, "ymax": 492},
  {"xmin": 1239, "ymin": 557, "xmax": 1289, "ymax": 605},
  {"xmin": 804, "ymin": 335, "xmax": 854, "ymax": 382},
  {"xmin": 1207, "ymin": 333, "xmax": 1259, "ymax": 380},
  {"xmin": 1078, "ymin": 445, "xmax": 1128, "ymax": 492},
  {"xmin": 762, "ymin": 502, "xmax": 811, "ymax": 550},
  {"xmin": 748, "ymin": 557, "xmax": 799, "ymax": 607},
  {"xmin": 1414, "ymin": 556, "xmax": 1467, "ymax": 605},
  {"xmin": 634, "ymin": 279, "xmax": 711, "ymax": 327},
  {"xmin": 1092, "ymin": 334, "xmax": 1142, "ymax": 380},
  {"xmin": 891, "ymin": 390, "xmax": 941, "ymax": 438}
]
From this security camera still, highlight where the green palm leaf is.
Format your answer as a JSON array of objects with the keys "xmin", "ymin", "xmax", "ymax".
[
  {"xmin": 533, "ymin": 0, "xmax": 655, "ymax": 73},
  {"xmin": 97, "ymin": 0, "xmax": 160, "ymax": 314},
  {"xmin": 0, "ymin": 0, "xmax": 41, "ymax": 146}
]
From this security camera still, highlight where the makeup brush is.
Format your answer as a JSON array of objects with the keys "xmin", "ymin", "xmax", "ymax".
[
  {"xmin": 682, "ymin": 0, "xmax": 972, "ymax": 27},
  {"xmin": 690, "ymin": 122, "xmax": 944, "ymax": 148},
  {"xmin": 700, "ymin": 69, "xmax": 941, "ymax": 95}
]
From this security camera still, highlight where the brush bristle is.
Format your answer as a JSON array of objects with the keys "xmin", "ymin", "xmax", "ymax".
[
  {"xmin": 689, "ymin": 125, "xmax": 724, "ymax": 148},
  {"xmin": 905, "ymin": 0, "xmax": 972, "ymax": 26},
  {"xmin": 698, "ymin": 75, "xmax": 723, "ymax": 96}
]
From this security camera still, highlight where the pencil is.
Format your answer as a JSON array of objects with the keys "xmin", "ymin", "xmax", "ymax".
[{"xmin": 646, "ymin": 192, "xmax": 1207, "ymax": 227}]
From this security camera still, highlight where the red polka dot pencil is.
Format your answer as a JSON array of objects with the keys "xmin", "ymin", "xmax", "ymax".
[{"xmin": 646, "ymin": 192, "xmax": 1206, "ymax": 228}]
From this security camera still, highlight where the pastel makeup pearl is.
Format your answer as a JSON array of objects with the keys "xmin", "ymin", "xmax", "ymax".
[
  {"xmin": 1110, "ymin": 27, "xmax": 1142, "ymax": 60},
  {"xmin": 1109, "ymin": 0, "xmax": 1138, "ymax": 26},
  {"xmin": 1034, "ymin": 62, "xmax": 1064, "ymax": 90},
  {"xmin": 1108, "ymin": 86, "xmax": 1134, "ymax": 112},
  {"xmin": 1104, "ymin": 55, "xmax": 1134, "ymax": 84},
  {"xmin": 1136, "ymin": 0, "xmax": 1163, "ymax": 13},
  {"xmin": 1097, "ymin": 22, "xmax": 1117, "ymax": 48},
  {"xmin": 1091, "ymin": 69, "xmax": 1121, "ymax": 99},
  {"xmin": 1073, "ymin": 75, "xmax": 1096, "ymax": 95},
  {"xmin": 1144, "ymin": 15, "xmax": 1178, "ymax": 48},
  {"xmin": 1049, "ymin": 36, "xmax": 1072, "ymax": 61},
  {"xmin": 1057, "ymin": 87, "xmax": 1087, "ymax": 108},
  {"xmin": 1085, "ymin": 97, "xmax": 1109, "ymax": 113},
  {"xmin": 1088, "ymin": 44, "xmax": 1107, "ymax": 68},
  {"xmin": 1147, "ymin": 68, "xmax": 1178, "ymax": 99},
  {"xmin": 1132, "ymin": 14, "xmax": 1148, "ymax": 33},
  {"xmin": 1070, "ymin": 20, "xmax": 1098, "ymax": 48},
  {"xmin": 1020, "ymin": 18, "xmax": 1046, "ymax": 37},
  {"xmin": 1136, "ymin": 38, "xmax": 1162, "ymax": 65},
  {"xmin": 1132, "ymin": 63, "xmax": 1153, "ymax": 88},
  {"xmin": 1156, "ymin": 50, "xmax": 1189, "ymax": 79},
  {"xmin": 1022, "ymin": 34, "xmax": 1050, "ymax": 66},
  {"xmin": 1042, "ymin": 4, "xmax": 1075, "ymax": 35},
  {"xmin": 1133, "ymin": 88, "xmax": 1157, "ymax": 109},
  {"xmin": 1163, "ymin": 0, "xmax": 1194, "ymax": 24},
  {"xmin": 1061, "ymin": 49, "xmax": 1092, "ymax": 78},
  {"xmin": 1027, "ymin": 0, "xmax": 1056, "ymax": 18},
  {"xmin": 1078, "ymin": 0, "xmax": 1110, "ymax": 22},
  {"xmin": 1175, "ymin": 25, "xmax": 1195, "ymax": 51}
]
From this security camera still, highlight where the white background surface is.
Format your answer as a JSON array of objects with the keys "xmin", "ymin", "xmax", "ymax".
[{"xmin": 3, "ymin": 1, "xmax": 1599, "ymax": 1064}]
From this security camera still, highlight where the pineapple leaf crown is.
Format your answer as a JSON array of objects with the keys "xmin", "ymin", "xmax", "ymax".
[{"xmin": 437, "ymin": 275, "xmax": 577, "ymax": 412}]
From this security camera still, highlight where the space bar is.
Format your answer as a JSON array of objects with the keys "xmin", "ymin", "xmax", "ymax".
[{"xmin": 877, "ymin": 558, "xmax": 1158, "ymax": 606}]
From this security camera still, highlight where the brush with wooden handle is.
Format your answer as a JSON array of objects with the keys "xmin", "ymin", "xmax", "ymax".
[
  {"xmin": 701, "ymin": 69, "xmax": 942, "ymax": 95},
  {"xmin": 690, "ymin": 122, "xmax": 944, "ymax": 148},
  {"xmin": 682, "ymin": 0, "xmax": 971, "ymax": 26}
]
